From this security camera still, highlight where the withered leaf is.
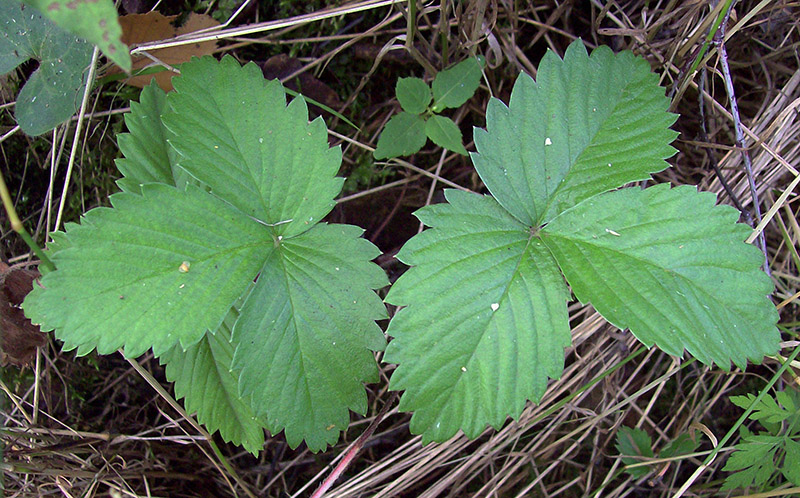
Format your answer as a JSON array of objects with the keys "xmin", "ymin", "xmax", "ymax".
[{"xmin": 0, "ymin": 263, "xmax": 46, "ymax": 367}]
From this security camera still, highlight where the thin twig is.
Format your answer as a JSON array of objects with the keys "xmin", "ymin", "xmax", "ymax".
[
  {"xmin": 698, "ymin": 68, "xmax": 747, "ymax": 214},
  {"xmin": 309, "ymin": 393, "xmax": 398, "ymax": 498},
  {"xmin": 53, "ymin": 47, "xmax": 100, "ymax": 233},
  {"xmin": 714, "ymin": 4, "xmax": 770, "ymax": 275}
]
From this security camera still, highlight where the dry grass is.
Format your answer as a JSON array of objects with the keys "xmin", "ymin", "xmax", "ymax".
[{"xmin": 2, "ymin": 0, "xmax": 799, "ymax": 496}]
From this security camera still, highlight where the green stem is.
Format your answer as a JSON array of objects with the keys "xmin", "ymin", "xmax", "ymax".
[
  {"xmin": 406, "ymin": 0, "xmax": 417, "ymax": 50},
  {"xmin": 0, "ymin": 170, "xmax": 55, "ymax": 271},
  {"xmin": 687, "ymin": 0, "xmax": 734, "ymax": 77}
]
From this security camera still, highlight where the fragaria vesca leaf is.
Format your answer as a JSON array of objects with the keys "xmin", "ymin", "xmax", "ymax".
[
  {"xmin": 162, "ymin": 55, "xmax": 343, "ymax": 239},
  {"xmin": 24, "ymin": 55, "xmax": 388, "ymax": 451},
  {"xmin": 115, "ymin": 81, "xmax": 187, "ymax": 193},
  {"xmin": 384, "ymin": 190, "xmax": 571, "ymax": 442},
  {"xmin": 23, "ymin": 183, "xmax": 271, "ymax": 357},
  {"xmin": 233, "ymin": 224, "xmax": 388, "ymax": 450},
  {"xmin": 116, "ymin": 84, "xmax": 261, "ymax": 451},
  {"xmin": 385, "ymin": 39, "xmax": 779, "ymax": 443},
  {"xmin": 472, "ymin": 41, "xmax": 677, "ymax": 226}
]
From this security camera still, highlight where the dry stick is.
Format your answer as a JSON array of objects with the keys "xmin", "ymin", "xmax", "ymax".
[
  {"xmin": 419, "ymin": 148, "xmax": 448, "ymax": 233},
  {"xmin": 130, "ymin": 0, "xmax": 403, "ymax": 54},
  {"xmin": 714, "ymin": 7, "xmax": 770, "ymax": 275},
  {"xmin": 124, "ymin": 355, "xmax": 258, "ymax": 498},
  {"xmin": 53, "ymin": 47, "xmax": 99, "ymax": 233},
  {"xmin": 697, "ymin": 69, "xmax": 747, "ymax": 215},
  {"xmin": 309, "ymin": 393, "xmax": 398, "ymax": 498}
]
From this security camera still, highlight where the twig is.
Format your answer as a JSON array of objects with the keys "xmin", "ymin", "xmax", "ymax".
[
  {"xmin": 714, "ymin": 4, "xmax": 770, "ymax": 275},
  {"xmin": 309, "ymin": 393, "xmax": 398, "ymax": 498},
  {"xmin": 53, "ymin": 47, "xmax": 100, "ymax": 233},
  {"xmin": 697, "ymin": 68, "xmax": 747, "ymax": 215}
]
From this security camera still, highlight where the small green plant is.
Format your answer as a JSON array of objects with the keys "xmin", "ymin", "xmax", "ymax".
[
  {"xmin": 615, "ymin": 426, "xmax": 699, "ymax": 479},
  {"xmin": 373, "ymin": 56, "xmax": 483, "ymax": 159},
  {"xmin": 722, "ymin": 388, "xmax": 800, "ymax": 490},
  {"xmin": 19, "ymin": 40, "xmax": 779, "ymax": 454}
]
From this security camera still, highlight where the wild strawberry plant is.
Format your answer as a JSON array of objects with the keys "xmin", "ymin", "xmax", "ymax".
[{"xmin": 22, "ymin": 41, "xmax": 779, "ymax": 454}]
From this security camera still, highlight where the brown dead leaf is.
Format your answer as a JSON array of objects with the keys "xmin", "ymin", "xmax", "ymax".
[
  {"xmin": 0, "ymin": 262, "xmax": 46, "ymax": 367},
  {"xmin": 107, "ymin": 12, "xmax": 220, "ymax": 91}
]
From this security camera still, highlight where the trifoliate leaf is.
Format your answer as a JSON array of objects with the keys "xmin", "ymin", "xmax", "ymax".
[
  {"xmin": 23, "ymin": 0, "xmax": 131, "ymax": 71},
  {"xmin": 373, "ymin": 111, "xmax": 427, "ymax": 160},
  {"xmin": 396, "ymin": 77, "xmax": 431, "ymax": 114},
  {"xmin": 163, "ymin": 55, "xmax": 343, "ymax": 238},
  {"xmin": 233, "ymin": 223, "xmax": 387, "ymax": 451},
  {"xmin": 384, "ymin": 190, "xmax": 571, "ymax": 443},
  {"xmin": 160, "ymin": 299, "xmax": 265, "ymax": 454},
  {"xmin": 425, "ymin": 115, "xmax": 468, "ymax": 155},
  {"xmin": 23, "ymin": 183, "xmax": 271, "ymax": 358},
  {"xmin": 26, "ymin": 55, "xmax": 390, "ymax": 451},
  {"xmin": 115, "ymin": 81, "xmax": 189, "ymax": 193},
  {"xmin": 615, "ymin": 427, "xmax": 655, "ymax": 479},
  {"xmin": 431, "ymin": 56, "xmax": 483, "ymax": 111},
  {"xmin": 472, "ymin": 40, "xmax": 677, "ymax": 226},
  {"xmin": 0, "ymin": 1, "xmax": 92, "ymax": 136},
  {"xmin": 386, "ymin": 40, "xmax": 778, "ymax": 444},
  {"xmin": 541, "ymin": 184, "xmax": 779, "ymax": 369}
]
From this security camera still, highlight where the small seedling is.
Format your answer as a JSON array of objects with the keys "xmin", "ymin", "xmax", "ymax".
[{"xmin": 373, "ymin": 56, "xmax": 484, "ymax": 159}]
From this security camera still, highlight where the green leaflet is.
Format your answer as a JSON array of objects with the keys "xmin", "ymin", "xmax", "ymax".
[
  {"xmin": 431, "ymin": 56, "xmax": 483, "ymax": 111},
  {"xmin": 396, "ymin": 77, "xmax": 431, "ymax": 114},
  {"xmin": 24, "ymin": 56, "xmax": 388, "ymax": 451},
  {"xmin": 23, "ymin": 0, "xmax": 131, "ymax": 71},
  {"xmin": 472, "ymin": 41, "xmax": 677, "ymax": 226},
  {"xmin": 160, "ymin": 300, "xmax": 265, "ymax": 455},
  {"xmin": 0, "ymin": 1, "xmax": 92, "ymax": 136},
  {"xmin": 373, "ymin": 111, "xmax": 427, "ymax": 160},
  {"xmin": 541, "ymin": 185, "xmax": 779, "ymax": 369},
  {"xmin": 615, "ymin": 427, "xmax": 654, "ymax": 479},
  {"xmin": 23, "ymin": 183, "xmax": 271, "ymax": 358},
  {"xmin": 425, "ymin": 115, "xmax": 467, "ymax": 156},
  {"xmin": 163, "ymin": 55, "xmax": 343, "ymax": 239},
  {"xmin": 116, "ymin": 82, "xmax": 258, "ymax": 451},
  {"xmin": 115, "ymin": 81, "xmax": 185, "ymax": 193},
  {"xmin": 385, "ymin": 39, "xmax": 779, "ymax": 443},
  {"xmin": 233, "ymin": 224, "xmax": 387, "ymax": 451},
  {"xmin": 384, "ymin": 190, "xmax": 571, "ymax": 442}
]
